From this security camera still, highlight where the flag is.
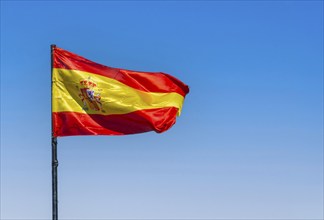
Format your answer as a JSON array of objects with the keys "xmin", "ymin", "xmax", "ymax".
[{"xmin": 52, "ymin": 46, "xmax": 189, "ymax": 136}]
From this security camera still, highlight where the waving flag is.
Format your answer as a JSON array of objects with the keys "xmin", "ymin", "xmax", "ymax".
[{"xmin": 52, "ymin": 46, "xmax": 189, "ymax": 136}]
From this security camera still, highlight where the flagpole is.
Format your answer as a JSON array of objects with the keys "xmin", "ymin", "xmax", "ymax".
[{"xmin": 51, "ymin": 44, "xmax": 58, "ymax": 220}]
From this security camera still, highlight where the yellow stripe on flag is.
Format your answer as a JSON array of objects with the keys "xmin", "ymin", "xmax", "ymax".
[{"xmin": 52, "ymin": 68, "xmax": 185, "ymax": 116}]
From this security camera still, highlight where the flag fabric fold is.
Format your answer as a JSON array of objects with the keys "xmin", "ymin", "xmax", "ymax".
[{"xmin": 52, "ymin": 46, "xmax": 189, "ymax": 136}]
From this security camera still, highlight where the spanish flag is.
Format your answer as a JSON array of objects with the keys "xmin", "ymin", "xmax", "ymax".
[{"xmin": 52, "ymin": 46, "xmax": 189, "ymax": 137}]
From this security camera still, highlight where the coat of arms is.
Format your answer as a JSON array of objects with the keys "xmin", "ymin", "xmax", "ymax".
[{"xmin": 77, "ymin": 77, "xmax": 103, "ymax": 112}]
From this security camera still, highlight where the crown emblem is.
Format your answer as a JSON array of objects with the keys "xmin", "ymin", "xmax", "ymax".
[{"xmin": 77, "ymin": 77, "xmax": 103, "ymax": 112}]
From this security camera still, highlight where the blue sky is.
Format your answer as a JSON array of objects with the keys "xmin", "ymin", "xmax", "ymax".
[{"xmin": 1, "ymin": 1, "xmax": 323, "ymax": 219}]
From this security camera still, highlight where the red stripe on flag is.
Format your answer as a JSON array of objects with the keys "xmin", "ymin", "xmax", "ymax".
[
  {"xmin": 54, "ymin": 47, "xmax": 189, "ymax": 97},
  {"xmin": 52, "ymin": 107, "xmax": 179, "ymax": 137}
]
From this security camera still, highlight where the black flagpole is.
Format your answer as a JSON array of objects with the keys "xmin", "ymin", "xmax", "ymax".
[{"xmin": 51, "ymin": 44, "xmax": 58, "ymax": 220}]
